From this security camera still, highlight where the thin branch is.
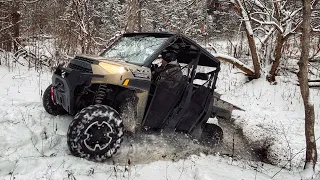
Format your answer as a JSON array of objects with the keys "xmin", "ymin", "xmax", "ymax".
[
  {"xmin": 0, "ymin": 24, "xmax": 14, "ymax": 33},
  {"xmin": 251, "ymin": 17, "xmax": 284, "ymax": 33},
  {"xmin": 261, "ymin": 27, "xmax": 277, "ymax": 46},
  {"xmin": 312, "ymin": 28, "xmax": 320, "ymax": 32}
]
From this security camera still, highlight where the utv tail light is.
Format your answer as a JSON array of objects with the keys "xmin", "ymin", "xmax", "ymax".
[{"xmin": 51, "ymin": 87, "xmax": 56, "ymax": 105}]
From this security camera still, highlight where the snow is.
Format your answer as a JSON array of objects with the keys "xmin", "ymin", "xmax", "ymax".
[
  {"xmin": 0, "ymin": 154, "xmax": 302, "ymax": 180},
  {"xmin": 301, "ymin": 163, "xmax": 316, "ymax": 180},
  {"xmin": 0, "ymin": 52, "xmax": 320, "ymax": 179},
  {"xmin": 216, "ymin": 62, "xmax": 320, "ymax": 170}
]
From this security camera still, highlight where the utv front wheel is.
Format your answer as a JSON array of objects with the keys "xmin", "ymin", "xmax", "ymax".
[
  {"xmin": 67, "ymin": 104, "xmax": 123, "ymax": 161},
  {"xmin": 42, "ymin": 85, "xmax": 66, "ymax": 116}
]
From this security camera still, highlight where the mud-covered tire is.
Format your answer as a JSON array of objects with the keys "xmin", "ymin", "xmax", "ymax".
[
  {"xmin": 67, "ymin": 104, "xmax": 123, "ymax": 161},
  {"xmin": 42, "ymin": 85, "xmax": 66, "ymax": 116},
  {"xmin": 201, "ymin": 123, "xmax": 223, "ymax": 144}
]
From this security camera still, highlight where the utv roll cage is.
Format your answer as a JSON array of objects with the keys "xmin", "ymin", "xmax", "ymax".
[
  {"xmin": 127, "ymin": 32, "xmax": 221, "ymax": 135},
  {"xmin": 121, "ymin": 32, "xmax": 220, "ymax": 68}
]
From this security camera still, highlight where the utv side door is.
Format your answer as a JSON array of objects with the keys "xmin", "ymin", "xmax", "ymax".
[
  {"xmin": 163, "ymin": 51, "xmax": 219, "ymax": 136},
  {"xmin": 142, "ymin": 71, "xmax": 188, "ymax": 130}
]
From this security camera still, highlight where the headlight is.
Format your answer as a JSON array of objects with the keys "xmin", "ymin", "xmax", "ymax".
[{"xmin": 99, "ymin": 62, "xmax": 128, "ymax": 74}]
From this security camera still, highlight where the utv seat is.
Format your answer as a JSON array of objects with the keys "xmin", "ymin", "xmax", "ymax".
[{"xmin": 143, "ymin": 76, "xmax": 188, "ymax": 130}]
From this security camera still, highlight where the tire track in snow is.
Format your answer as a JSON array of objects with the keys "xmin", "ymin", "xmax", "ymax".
[{"xmin": 0, "ymin": 100, "xmax": 258, "ymax": 165}]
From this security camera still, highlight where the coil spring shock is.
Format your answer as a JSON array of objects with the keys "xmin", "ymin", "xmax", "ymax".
[{"xmin": 94, "ymin": 84, "xmax": 108, "ymax": 104}]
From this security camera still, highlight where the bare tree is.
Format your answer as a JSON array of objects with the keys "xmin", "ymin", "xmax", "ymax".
[
  {"xmin": 0, "ymin": 2, "xmax": 11, "ymax": 51},
  {"xmin": 58, "ymin": 0, "xmax": 126, "ymax": 54},
  {"xmin": 125, "ymin": 0, "xmax": 139, "ymax": 32},
  {"xmin": 298, "ymin": 0, "xmax": 317, "ymax": 171},
  {"xmin": 0, "ymin": 0, "xmax": 20, "ymax": 52},
  {"xmin": 230, "ymin": 0, "xmax": 261, "ymax": 78},
  {"xmin": 238, "ymin": 0, "xmax": 320, "ymax": 82},
  {"xmin": 11, "ymin": 0, "xmax": 20, "ymax": 52}
]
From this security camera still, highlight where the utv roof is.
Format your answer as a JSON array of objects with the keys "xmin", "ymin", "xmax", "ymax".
[{"xmin": 122, "ymin": 32, "xmax": 220, "ymax": 68}]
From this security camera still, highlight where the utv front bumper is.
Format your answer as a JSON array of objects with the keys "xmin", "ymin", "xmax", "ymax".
[{"xmin": 51, "ymin": 65, "xmax": 103, "ymax": 115}]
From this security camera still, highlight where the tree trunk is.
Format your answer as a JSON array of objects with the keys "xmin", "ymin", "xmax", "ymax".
[
  {"xmin": 232, "ymin": 0, "xmax": 261, "ymax": 79},
  {"xmin": 214, "ymin": 53, "xmax": 255, "ymax": 76},
  {"xmin": 0, "ymin": 2, "xmax": 12, "ymax": 52},
  {"xmin": 245, "ymin": 30, "xmax": 261, "ymax": 78},
  {"xmin": 298, "ymin": 0, "xmax": 317, "ymax": 171},
  {"xmin": 137, "ymin": 0, "xmax": 142, "ymax": 32},
  {"xmin": 11, "ymin": 1, "xmax": 20, "ymax": 52},
  {"xmin": 267, "ymin": 33, "xmax": 284, "ymax": 82},
  {"xmin": 126, "ymin": 0, "xmax": 138, "ymax": 32}
]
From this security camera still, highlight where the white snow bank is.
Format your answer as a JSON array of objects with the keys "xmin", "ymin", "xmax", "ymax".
[
  {"xmin": 220, "ymin": 68, "xmax": 320, "ymax": 169},
  {"xmin": 0, "ymin": 154, "xmax": 309, "ymax": 180}
]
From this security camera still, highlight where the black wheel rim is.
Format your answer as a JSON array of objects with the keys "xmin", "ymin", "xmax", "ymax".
[{"xmin": 83, "ymin": 121, "xmax": 113, "ymax": 151}]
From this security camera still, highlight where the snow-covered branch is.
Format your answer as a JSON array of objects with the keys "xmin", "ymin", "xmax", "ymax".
[
  {"xmin": 231, "ymin": 0, "xmax": 254, "ymax": 35},
  {"xmin": 260, "ymin": 27, "xmax": 276, "ymax": 45},
  {"xmin": 312, "ymin": 28, "xmax": 320, "ymax": 32},
  {"xmin": 252, "ymin": 0, "xmax": 266, "ymax": 10},
  {"xmin": 281, "ymin": 7, "xmax": 302, "ymax": 24},
  {"xmin": 0, "ymin": 24, "xmax": 14, "ymax": 33},
  {"xmin": 251, "ymin": 17, "xmax": 284, "ymax": 33}
]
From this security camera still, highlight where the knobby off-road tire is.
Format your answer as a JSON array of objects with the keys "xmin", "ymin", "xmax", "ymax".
[
  {"xmin": 201, "ymin": 123, "xmax": 223, "ymax": 144},
  {"xmin": 43, "ymin": 85, "xmax": 66, "ymax": 116},
  {"xmin": 67, "ymin": 104, "xmax": 124, "ymax": 162}
]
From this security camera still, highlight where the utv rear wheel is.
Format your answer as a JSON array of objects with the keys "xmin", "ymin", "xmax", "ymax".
[
  {"xmin": 67, "ymin": 104, "xmax": 123, "ymax": 162},
  {"xmin": 201, "ymin": 123, "xmax": 223, "ymax": 144},
  {"xmin": 43, "ymin": 85, "xmax": 66, "ymax": 116}
]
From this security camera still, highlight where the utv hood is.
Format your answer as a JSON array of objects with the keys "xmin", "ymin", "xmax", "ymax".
[
  {"xmin": 75, "ymin": 54, "xmax": 143, "ymax": 69},
  {"xmin": 72, "ymin": 54, "xmax": 151, "ymax": 79}
]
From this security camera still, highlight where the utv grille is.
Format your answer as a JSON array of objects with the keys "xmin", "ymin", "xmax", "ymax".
[
  {"xmin": 74, "ymin": 56, "xmax": 96, "ymax": 64},
  {"xmin": 68, "ymin": 63, "xmax": 93, "ymax": 73}
]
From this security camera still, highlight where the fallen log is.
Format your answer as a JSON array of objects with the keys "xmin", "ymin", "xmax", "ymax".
[
  {"xmin": 308, "ymin": 79, "xmax": 320, "ymax": 82},
  {"xmin": 213, "ymin": 53, "xmax": 256, "ymax": 77},
  {"xmin": 213, "ymin": 92, "xmax": 245, "ymax": 120},
  {"xmin": 204, "ymin": 44, "xmax": 256, "ymax": 77}
]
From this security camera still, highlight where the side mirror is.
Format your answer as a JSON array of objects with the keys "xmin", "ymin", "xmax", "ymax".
[{"xmin": 194, "ymin": 72, "xmax": 209, "ymax": 80}]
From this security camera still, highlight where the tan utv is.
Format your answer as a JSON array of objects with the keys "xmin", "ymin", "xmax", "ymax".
[{"xmin": 42, "ymin": 32, "xmax": 222, "ymax": 161}]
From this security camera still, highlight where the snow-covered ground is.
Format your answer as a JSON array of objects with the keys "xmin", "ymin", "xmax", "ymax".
[
  {"xmin": 212, "ymin": 40, "xmax": 320, "ymax": 169},
  {"xmin": 214, "ymin": 61, "xmax": 320, "ymax": 178},
  {"xmin": 209, "ymin": 39, "xmax": 320, "ymax": 174},
  {"xmin": 0, "ymin": 53, "xmax": 319, "ymax": 179}
]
